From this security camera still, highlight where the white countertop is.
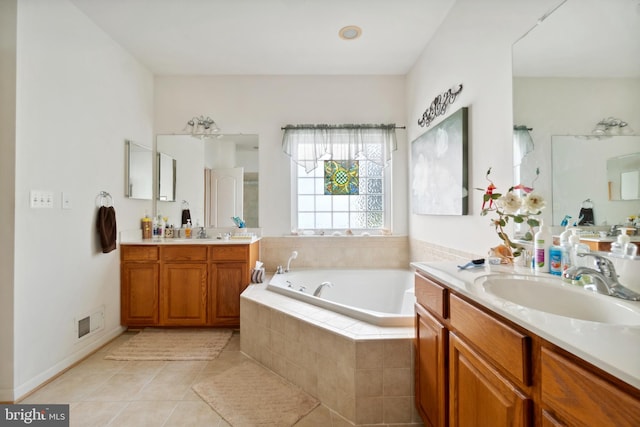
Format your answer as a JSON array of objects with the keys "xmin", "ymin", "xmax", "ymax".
[
  {"xmin": 121, "ymin": 237, "xmax": 260, "ymax": 245},
  {"xmin": 411, "ymin": 261, "xmax": 640, "ymax": 390}
]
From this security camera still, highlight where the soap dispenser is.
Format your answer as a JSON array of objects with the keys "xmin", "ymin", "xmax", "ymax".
[
  {"xmin": 569, "ymin": 230, "xmax": 590, "ymax": 267},
  {"xmin": 534, "ymin": 221, "xmax": 552, "ymax": 273}
]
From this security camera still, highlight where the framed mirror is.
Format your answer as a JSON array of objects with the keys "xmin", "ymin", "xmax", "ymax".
[
  {"xmin": 157, "ymin": 152, "xmax": 176, "ymax": 201},
  {"xmin": 155, "ymin": 134, "xmax": 259, "ymax": 228},
  {"xmin": 125, "ymin": 139, "xmax": 153, "ymax": 200},
  {"xmin": 512, "ymin": 0, "xmax": 640, "ymax": 225}
]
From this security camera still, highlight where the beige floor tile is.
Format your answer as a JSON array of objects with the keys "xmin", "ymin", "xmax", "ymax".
[
  {"xmin": 294, "ymin": 404, "xmax": 333, "ymax": 427},
  {"xmin": 106, "ymin": 401, "xmax": 177, "ymax": 427},
  {"xmin": 132, "ymin": 379, "xmax": 193, "ymax": 401},
  {"xmin": 22, "ymin": 371, "xmax": 113, "ymax": 404},
  {"xmin": 162, "ymin": 400, "xmax": 225, "ymax": 427},
  {"xmin": 82, "ymin": 373, "xmax": 153, "ymax": 402},
  {"xmin": 69, "ymin": 401, "xmax": 127, "ymax": 427}
]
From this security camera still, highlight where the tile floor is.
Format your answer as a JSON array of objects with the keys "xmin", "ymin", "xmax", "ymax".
[{"xmin": 19, "ymin": 330, "xmax": 356, "ymax": 427}]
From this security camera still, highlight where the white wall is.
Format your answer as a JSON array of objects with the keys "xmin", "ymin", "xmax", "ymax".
[
  {"xmin": 6, "ymin": 0, "xmax": 154, "ymax": 400},
  {"xmin": 154, "ymin": 75, "xmax": 407, "ymax": 236},
  {"xmin": 406, "ymin": 0, "xmax": 562, "ymax": 256}
]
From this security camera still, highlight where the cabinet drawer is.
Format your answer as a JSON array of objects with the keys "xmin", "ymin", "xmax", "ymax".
[
  {"xmin": 415, "ymin": 272, "xmax": 447, "ymax": 318},
  {"xmin": 541, "ymin": 347, "xmax": 640, "ymax": 427},
  {"xmin": 121, "ymin": 245, "xmax": 159, "ymax": 261},
  {"xmin": 210, "ymin": 245, "xmax": 247, "ymax": 262},
  {"xmin": 161, "ymin": 245, "xmax": 208, "ymax": 261},
  {"xmin": 450, "ymin": 294, "xmax": 531, "ymax": 385}
]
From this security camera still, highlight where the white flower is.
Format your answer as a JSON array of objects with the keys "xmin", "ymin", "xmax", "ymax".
[
  {"xmin": 522, "ymin": 192, "xmax": 545, "ymax": 213},
  {"xmin": 495, "ymin": 191, "xmax": 522, "ymax": 214}
]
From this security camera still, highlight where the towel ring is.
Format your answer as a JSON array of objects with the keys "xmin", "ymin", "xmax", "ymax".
[
  {"xmin": 181, "ymin": 200, "xmax": 190, "ymax": 209},
  {"xmin": 581, "ymin": 198, "xmax": 593, "ymax": 209},
  {"xmin": 96, "ymin": 191, "xmax": 113, "ymax": 207}
]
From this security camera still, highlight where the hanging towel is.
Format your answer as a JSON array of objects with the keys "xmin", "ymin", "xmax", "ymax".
[
  {"xmin": 97, "ymin": 206, "xmax": 117, "ymax": 253},
  {"xmin": 181, "ymin": 209, "xmax": 191, "ymax": 226},
  {"xmin": 578, "ymin": 207, "xmax": 594, "ymax": 226}
]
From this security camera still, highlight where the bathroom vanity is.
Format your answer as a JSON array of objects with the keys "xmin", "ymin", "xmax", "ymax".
[
  {"xmin": 120, "ymin": 239, "xmax": 259, "ymax": 327},
  {"xmin": 413, "ymin": 262, "xmax": 640, "ymax": 427}
]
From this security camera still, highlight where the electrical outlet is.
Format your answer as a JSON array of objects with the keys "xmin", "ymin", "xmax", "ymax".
[
  {"xmin": 62, "ymin": 192, "xmax": 72, "ymax": 209},
  {"xmin": 30, "ymin": 190, "xmax": 54, "ymax": 208}
]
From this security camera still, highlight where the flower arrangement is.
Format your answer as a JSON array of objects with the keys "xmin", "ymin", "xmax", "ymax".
[{"xmin": 477, "ymin": 167, "xmax": 545, "ymax": 261}]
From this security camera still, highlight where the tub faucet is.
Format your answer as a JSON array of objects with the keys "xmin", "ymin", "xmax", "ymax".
[
  {"xmin": 285, "ymin": 251, "xmax": 298, "ymax": 272},
  {"xmin": 563, "ymin": 253, "xmax": 640, "ymax": 301},
  {"xmin": 313, "ymin": 281, "xmax": 333, "ymax": 297}
]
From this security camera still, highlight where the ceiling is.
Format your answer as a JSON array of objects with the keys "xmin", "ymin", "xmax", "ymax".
[
  {"xmin": 69, "ymin": 0, "xmax": 456, "ymax": 75},
  {"xmin": 513, "ymin": 0, "xmax": 640, "ymax": 78}
]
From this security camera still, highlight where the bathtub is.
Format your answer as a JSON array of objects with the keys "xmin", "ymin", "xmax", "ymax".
[{"xmin": 267, "ymin": 269, "xmax": 415, "ymax": 327}]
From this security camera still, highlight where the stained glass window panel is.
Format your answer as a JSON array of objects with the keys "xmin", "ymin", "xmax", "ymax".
[{"xmin": 324, "ymin": 160, "xmax": 359, "ymax": 195}]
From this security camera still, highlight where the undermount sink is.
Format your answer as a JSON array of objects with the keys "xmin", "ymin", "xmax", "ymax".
[{"xmin": 475, "ymin": 274, "xmax": 640, "ymax": 325}]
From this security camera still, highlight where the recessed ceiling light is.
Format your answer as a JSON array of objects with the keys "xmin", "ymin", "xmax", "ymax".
[{"xmin": 339, "ymin": 25, "xmax": 362, "ymax": 40}]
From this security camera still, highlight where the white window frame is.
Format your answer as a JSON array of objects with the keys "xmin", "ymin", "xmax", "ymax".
[{"xmin": 290, "ymin": 154, "xmax": 392, "ymax": 233}]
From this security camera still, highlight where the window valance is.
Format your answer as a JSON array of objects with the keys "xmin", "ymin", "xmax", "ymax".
[{"xmin": 282, "ymin": 124, "xmax": 398, "ymax": 173}]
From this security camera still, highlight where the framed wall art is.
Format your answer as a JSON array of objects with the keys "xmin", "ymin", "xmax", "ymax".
[{"xmin": 411, "ymin": 107, "xmax": 468, "ymax": 215}]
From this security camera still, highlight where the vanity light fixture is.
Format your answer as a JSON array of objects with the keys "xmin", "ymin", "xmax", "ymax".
[
  {"xmin": 592, "ymin": 117, "xmax": 634, "ymax": 136},
  {"xmin": 339, "ymin": 25, "xmax": 362, "ymax": 40},
  {"xmin": 184, "ymin": 115, "xmax": 220, "ymax": 139}
]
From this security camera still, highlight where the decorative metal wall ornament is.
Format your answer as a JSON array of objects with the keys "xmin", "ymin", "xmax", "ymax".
[{"xmin": 418, "ymin": 84, "xmax": 464, "ymax": 128}]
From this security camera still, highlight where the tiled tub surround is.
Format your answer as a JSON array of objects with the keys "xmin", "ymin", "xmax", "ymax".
[
  {"xmin": 240, "ymin": 284, "xmax": 422, "ymax": 426},
  {"xmin": 259, "ymin": 236, "xmax": 410, "ymax": 271}
]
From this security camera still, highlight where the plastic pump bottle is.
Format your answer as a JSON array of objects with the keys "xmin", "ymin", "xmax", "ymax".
[{"xmin": 534, "ymin": 221, "xmax": 552, "ymax": 273}]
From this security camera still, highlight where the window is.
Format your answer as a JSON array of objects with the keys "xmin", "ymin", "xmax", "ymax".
[{"xmin": 283, "ymin": 124, "xmax": 397, "ymax": 232}]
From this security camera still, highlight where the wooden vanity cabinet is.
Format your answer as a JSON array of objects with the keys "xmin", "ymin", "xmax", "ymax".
[
  {"xmin": 208, "ymin": 244, "xmax": 258, "ymax": 326},
  {"xmin": 121, "ymin": 246, "xmax": 159, "ymax": 325},
  {"xmin": 415, "ymin": 273, "xmax": 448, "ymax": 427},
  {"xmin": 414, "ymin": 270, "xmax": 640, "ymax": 427},
  {"xmin": 120, "ymin": 241, "xmax": 259, "ymax": 327},
  {"xmin": 160, "ymin": 245, "xmax": 208, "ymax": 326}
]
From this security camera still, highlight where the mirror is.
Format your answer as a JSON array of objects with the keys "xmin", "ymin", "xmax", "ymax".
[
  {"xmin": 512, "ymin": 0, "xmax": 640, "ymax": 225},
  {"xmin": 609, "ymin": 153, "xmax": 640, "ymax": 201},
  {"xmin": 125, "ymin": 139, "xmax": 153, "ymax": 200},
  {"xmin": 155, "ymin": 134, "xmax": 259, "ymax": 228},
  {"xmin": 552, "ymin": 136, "xmax": 640, "ymax": 226},
  {"xmin": 157, "ymin": 152, "xmax": 176, "ymax": 201}
]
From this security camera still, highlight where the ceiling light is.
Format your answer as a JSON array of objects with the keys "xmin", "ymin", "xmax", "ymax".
[
  {"xmin": 184, "ymin": 115, "xmax": 220, "ymax": 139},
  {"xmin": 339, "ymin": 25, "xmax": 362, "ymax": 40}
]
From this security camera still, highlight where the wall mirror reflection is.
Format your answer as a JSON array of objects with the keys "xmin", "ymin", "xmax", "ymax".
[
  {"xmin": 512, "ymin": 0, "xmax": 640, "ymax": 225},
  {"xmin": 552, "ymin": 136, "xmax": 640, "ymax": 226},
  {"xmin": 125, "ymin": 139, "xmax": 153, "ymax": 200},
  {"xmin": 608, "ymin": 153, "xmax": 640, "ymax": 201},
  {"xmin": 157, "ymin": 152, "xmax": 176, "ymax": 201},
  {"xmin": 155, "ymin": 134, "xmax": 259, "ymax": 229}
]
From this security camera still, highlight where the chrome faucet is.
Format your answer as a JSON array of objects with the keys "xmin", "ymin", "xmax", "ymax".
[
  {"xmin": 197, "ymin": 227, "xmax": 208, "ymax": 239},
  {"xmin": 563, "ymin": 253, "xmax": 640, "ymax": 301},
  {"xmin": 285, "ymin": 251, "xmax": 298, "ymax": 272},
  {"xmin": 313, "ymin": 281, "xmax": 333, "ymax": 297}
]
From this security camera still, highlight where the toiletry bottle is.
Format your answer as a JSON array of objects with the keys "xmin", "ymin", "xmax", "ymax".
[
  {"xmin": 569, "ymin": 230, "xmax": 590, "ymax": 267},
  {"xmin": 141, "ymin": 215, "xmax": 152, "ymax": 239},
  {"xmin": 549, "ymin": 244, "xmax": 563, "ymax": 276},
  {"xmin": 559, "ymin": 228, "xmax": 573, "ymax": 273},
  {"xmin": 534, "ymin": 221, "xmax": 552, "ymax": 273},
  {"xmin": 185, "ymin": 219, "xmax": 192, "ymax": 238},
  {"xmin": 152, "ymin": 215, "xmax": 158, "ymax": 238},
  {"xmin": 610, "ymin": 234, "xmax": 631, "ymax": 255}
]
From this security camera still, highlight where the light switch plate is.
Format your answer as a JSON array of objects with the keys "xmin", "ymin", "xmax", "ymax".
[{"xmin": 30, "ymin": 190, "xmax": 54, "ymax": 208}]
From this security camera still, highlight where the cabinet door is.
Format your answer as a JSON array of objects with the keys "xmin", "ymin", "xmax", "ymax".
[
  {"xmin": 449, "ymin": 333, "xmax": 532, "ymax": 427},
  {"xmin": 160, "ymin": 263, "xmax": 207, "ymax": 325},
  {"xmin": 121, "ymin": 262, "xmax": 159, "ymax": 326},
  {"xmin": 540, "ymin": 347, "xmax": 640, "ymax": 427},
  {"xmin": 415, "ymin": 303, "xmax": 447, "ymax": 427},
  {"xmin": 209, "ymin": 262, "xmax": 248, "ymax": 326}
]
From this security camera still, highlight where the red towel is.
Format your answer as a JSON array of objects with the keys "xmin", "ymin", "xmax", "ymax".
[{"xmin": 97, "ymin": 206, "xmax": 117, "ymax": 253}]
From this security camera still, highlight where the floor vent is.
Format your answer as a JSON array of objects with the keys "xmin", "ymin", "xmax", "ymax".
[{"xmin": 76, "ymin": 307, "xmax": 105, "ymax": 341}]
